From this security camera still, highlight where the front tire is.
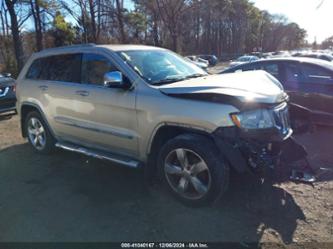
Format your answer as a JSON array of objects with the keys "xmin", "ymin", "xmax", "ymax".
[
  {"xmin": 158, "ymin": 134, "xmax": 229, "ymax": 206},
  {"xmin": 25, "ymin": 111, "xmax": 55, "ymax": 154}
]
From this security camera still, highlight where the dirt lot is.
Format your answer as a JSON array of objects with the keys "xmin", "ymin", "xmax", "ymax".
[{"xmin": 0, "ymin": 115, "xmax": 333, "ymax": 246}]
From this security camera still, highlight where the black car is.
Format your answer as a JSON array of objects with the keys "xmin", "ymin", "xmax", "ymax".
[
  {"xmin": 221, "ymin": 57, "xmax": 333, "ymax": 126},
  {"xmin": 0, "ymin": 73, "xmax": 16, "ymax": 120},
  {"xmin": 198, "ymin": 54, "xmax": 218, "ymax": 66}
]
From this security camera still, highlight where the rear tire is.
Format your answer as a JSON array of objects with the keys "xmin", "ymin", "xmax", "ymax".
[
  {"xmin": 157, "ymin": 134, "xmax": 229, "ymax": 206},
  {"xmin": 24, "ymin": 111, "xmax": 55, "ymax": 154}
]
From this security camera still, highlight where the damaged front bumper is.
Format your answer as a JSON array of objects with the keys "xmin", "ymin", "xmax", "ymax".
[
  {"xmin": 213, "ymin": 126, "xmax": 288, "ymax": 174},
  {"xmin": 212, "ymin": 125, "xmax": 315, "ymax": 182}
]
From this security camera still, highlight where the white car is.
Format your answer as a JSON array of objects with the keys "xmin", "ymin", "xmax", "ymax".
[
  {"xmin": 229, "ymin": 55, "xmax": 259, "ymax": 67},
  {"xmin": 185, "ymin": 56, "xmax": 209, "ymax": 69}
]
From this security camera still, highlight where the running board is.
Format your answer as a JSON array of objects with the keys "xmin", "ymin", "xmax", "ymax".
[{"xmin": 55, "ymin": 142, "xmax": 140, "ymax": 168}]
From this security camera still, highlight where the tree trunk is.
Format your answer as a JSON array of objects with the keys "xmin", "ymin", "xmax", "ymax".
[
  {"xmin": 96, "ymin": 0, "xmax": 101, "ymax": 42},
  {"xmin": 35, "ymin": 1, "xmax": 43, "ymax": 51},
  {"xmin": 78, "ymin": 0, "xmax": 88, "ymax": 43},
  {"xmin": 115, "ymin": 0, "xmax": 126, "ymax": 43},
  {"xmin": 0, "ymin": 5, "xmax": 7, "ymax": 63},
  {"xmin": 0, "ymin": 4, "xmax": 6, "ymax": 36},
  {"xmin": 152, "ymin": 13, "xmax": 159, "ymax": 46},
  {"xmin": 171, "ymin": 32, "xmax": 177, "ymax": 51},
  {"xmin": 88, "ymin": 0, "xmax": 97, "ymax": 42},
  {"xmin": 30, "ymin": 0, "xmax": 43, "ymax": 51},
  {"xmin": 5, "ymin": 0, "xmax": 24, "ymax": 71}
]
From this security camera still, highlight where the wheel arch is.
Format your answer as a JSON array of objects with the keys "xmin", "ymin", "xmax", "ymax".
[
  {"xmin": 20, "ymin": 102, "xmax": 54, "ymax": 138},
  {"xmin": 144, "ymin": 123, "xmax": 216, "ymax": 181},
  {"xmin": 147, "ymin": 124, "xmax": 214, "ymax": 155}
]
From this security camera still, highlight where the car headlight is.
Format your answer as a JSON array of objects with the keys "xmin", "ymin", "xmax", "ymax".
[{"xmin": 230, "ymin": 109, "xmax": 274, "ymax": 130}]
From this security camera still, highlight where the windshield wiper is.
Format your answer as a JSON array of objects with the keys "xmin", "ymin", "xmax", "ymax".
[
  {"xmin": 152, "ymin": 74, "xmax": 207, "ymax": 86},
  {"xmin": 152, "ymin": 77, "xmax": 187, "ymax": 86}
]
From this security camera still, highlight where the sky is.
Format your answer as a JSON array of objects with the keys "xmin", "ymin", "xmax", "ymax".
[{"xmin": 252, "ymin": 0, "xmax": 333, "ymax": 43}]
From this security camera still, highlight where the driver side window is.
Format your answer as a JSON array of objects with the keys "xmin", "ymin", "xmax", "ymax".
[{"xmin": 81, "ymin": 53, "xmax": 117, "ymax": 86}]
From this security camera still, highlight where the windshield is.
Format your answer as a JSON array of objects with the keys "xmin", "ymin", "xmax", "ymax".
[{"xmin": 117, "ymin": 50, "xmax": 207, "ymax": 85}]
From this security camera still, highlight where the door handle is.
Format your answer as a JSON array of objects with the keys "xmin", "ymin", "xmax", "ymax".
[
  {"xmin": 75, "ymin": 90, "xmax": 89, "ymax": 97},
  {"xmin": 38, "ymin": 85, "xmax": 48, "ymax": 91}
]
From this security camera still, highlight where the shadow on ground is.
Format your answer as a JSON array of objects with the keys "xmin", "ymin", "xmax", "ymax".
[{"xmin": 0, "ymin": 143, "xmax": 309, "ymax": 244}]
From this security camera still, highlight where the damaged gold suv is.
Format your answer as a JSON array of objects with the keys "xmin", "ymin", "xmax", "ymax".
[{"xmin": 16, "ymin": 44, "xmax": 296, "ymax": 205}]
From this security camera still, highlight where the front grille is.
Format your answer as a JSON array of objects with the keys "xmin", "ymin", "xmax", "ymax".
[{"xmin": 273, "ymin": 103, "xmax": 291, "ymax": 135}]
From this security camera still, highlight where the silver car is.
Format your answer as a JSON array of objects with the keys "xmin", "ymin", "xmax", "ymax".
[
  {"xmin": 229, "ymin": 55, "xmax": 259, "ymax": 68},
  {"xmin": 16, "ymin": 44, "xmax": 294, "ymax": 205}
]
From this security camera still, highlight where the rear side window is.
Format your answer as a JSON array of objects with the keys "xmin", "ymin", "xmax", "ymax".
[
  {"xmin": 48, "ymin": 54, "xmax": 81, "ymax": 82},
  {"xmin": 81, "ymin": 53, "xmax": 117, "ymax": 85},
  {"xmin": 26, "ymin": 59, "xmax": 44, "ymax": 80},
  {"xmin": 301, "ymin": 64, "xmax": 333, "ymax": 83},
  {"xmin": 26, "ymin": 53, "xmax": 81, "ymax": 83}
]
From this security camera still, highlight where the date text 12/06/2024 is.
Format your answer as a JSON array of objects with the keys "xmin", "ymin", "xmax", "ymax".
[{"xmin": 120, "ymin": 242, "xmax": 209, "ymax": 248}]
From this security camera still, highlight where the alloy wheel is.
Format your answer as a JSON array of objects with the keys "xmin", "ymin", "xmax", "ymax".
[
  {"xmin": 27, "ymin": 117, "xmax": 46, "ymax": 151},
  {"xmin": 164, "ymin": 148, "xmax": 212, "ymax": 200}
]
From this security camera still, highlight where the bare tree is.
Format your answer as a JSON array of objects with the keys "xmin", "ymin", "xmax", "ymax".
[
  {"xmin": 4, "ymin": 0, "xmax": 25, "ymax": 71},
  {"xmin": 135, "ymin": 0, "xmax": 160, "ymax": 45},
  {"xmin": 0, "ymin": 2, "xmax": 10, "ymax": 67},
  {"xmin": 115, "ymin": 0, "xmax": 126, "ymax": 43},
  {"xmin": 155, "ymin": 0, "xmax": 190, "ymax": 51},
  {"xmin": 87, "ymin": 0, "xmax": 97, "ymax": 41},
  {"xmin": 30, "ymin": 0, "xmax": 44, "ymax": 51}
]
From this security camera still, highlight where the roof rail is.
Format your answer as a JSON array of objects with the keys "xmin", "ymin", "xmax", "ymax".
[{"xmin": 39, "ymin": 43, "xmax": 96, "ymax": 52}]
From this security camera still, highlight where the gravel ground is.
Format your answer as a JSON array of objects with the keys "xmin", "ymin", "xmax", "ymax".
[{"xmin": 0, "ymin": 114, "xmax": 332, "ymax": 246}]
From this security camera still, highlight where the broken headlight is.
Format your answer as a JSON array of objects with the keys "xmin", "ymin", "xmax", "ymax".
[{"xmin": 230, "ymin": 109, "xmax": 274, "ymax": 130}]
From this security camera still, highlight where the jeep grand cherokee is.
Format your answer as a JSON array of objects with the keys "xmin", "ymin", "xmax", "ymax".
[{"xmin": 16, "ymin": 44, "xmax": 294, "ymax": 205}]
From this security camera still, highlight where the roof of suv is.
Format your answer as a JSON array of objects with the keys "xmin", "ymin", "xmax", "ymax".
[
  {"xmin": 100, "ymin": 44, "xmax": 163, "ymax": 51},
  {"xmin": 35, "ymin": 44, "xmax": 163, "ymax": 56}
]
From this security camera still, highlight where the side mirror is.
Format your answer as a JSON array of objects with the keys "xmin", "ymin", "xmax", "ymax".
[{"xmin": 103, "ymin": 71, "xmax": 127, "ymax": 88}]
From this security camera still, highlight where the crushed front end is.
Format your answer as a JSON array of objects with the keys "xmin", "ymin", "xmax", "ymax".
[{"xmin": 213, "ymin": 102, "xmax": 315, "ymax": 181}]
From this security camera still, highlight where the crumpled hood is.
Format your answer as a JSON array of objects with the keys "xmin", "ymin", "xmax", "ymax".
[{"xmin": 158, "ymin": 71, "xmax": 287, "ymax": 105}]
